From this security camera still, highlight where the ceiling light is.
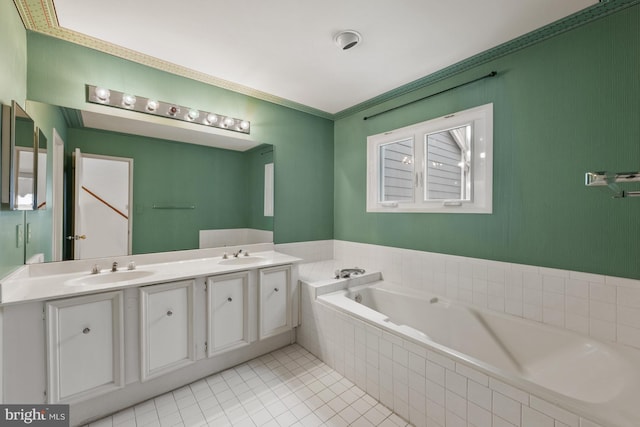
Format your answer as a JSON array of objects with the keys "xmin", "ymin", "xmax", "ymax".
[
  {"xmin": 85, "ymin": 84, "xmax": 250, "ymax": 134},
  {"xmin": 334, "ymin": 30, "xmax": 362, "ymax": 50}
]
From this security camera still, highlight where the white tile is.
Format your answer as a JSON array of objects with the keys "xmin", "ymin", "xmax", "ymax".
[
  {"xmin": 530, "ymin": 396, "xmax": 579, "ymax": 427},
  {"xmin": 589, "ymin": 283, "xmax": 616, "ymax": 304},
  {"xmin": 467, "ymin": 402, "xmax": 491, "ymax": 427},
  {"xmin": 589, "ymin": 300, "xmax": 616, "ymax": 322},
  {"xmin": 617, "ymin": 286, "xmax": 640, "ymax": 309},
  {"xmin": 445, "ymin": 390, "xmax": 466, "ymax": 420},
  {"xmin": 522, "ymin": 406, "xmax": 554, "ymax": 427},
  {"xmin": 492, "ymin": 392, "xmax": 521, "ymax": 426},
  {"xmin": 565, "ymin": 279, "xmax": 589, "ymax": 298},
  {"xmin": 445, "ymin": 370, "xmax": 467, "ymax": 397},
  {"xmin": 467, "ymin": 381, "xmax": 491, "ymax": 411},
  {"xmin": 617, "ymin": 324, "xmax": 640, "ymax": 349},
  {"xmin": 589, "ymin": 318, "xmax": 616, "ymax": 341},
  {"xmin": 618, "ymin": 305, "xmax": 640, "ymax": 328}
]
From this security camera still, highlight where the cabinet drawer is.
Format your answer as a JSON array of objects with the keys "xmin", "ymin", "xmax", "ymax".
[
  {"xmin": 46, "ymin": 291, "xmax": 124, "ymax": 403},
  {"xmin": 140, "ymin": 280, "xmax": 195, "ymax": 381},
  {"xmin": 207, "ymin": 271, "xmax": 250, "ymax": 356}
]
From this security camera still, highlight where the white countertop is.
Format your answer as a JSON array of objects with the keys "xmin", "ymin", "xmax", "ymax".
[{"xmin": 0, "ymin": 250, "xmax": 300, "ymax": 306}]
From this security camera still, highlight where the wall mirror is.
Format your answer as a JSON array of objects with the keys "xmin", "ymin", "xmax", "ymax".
[
  {"xmin": 1, "ymin": 101, "xmax": 37, "ymax": 210},
  {"xmin": 20, "ymin": 101, "xmax": 274, "ymax": 263}
]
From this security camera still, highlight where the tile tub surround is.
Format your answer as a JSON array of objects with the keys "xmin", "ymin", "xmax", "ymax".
[
  {"xmin": 297, "ymin": 278, "xmax": 611, "ymax": 427},
  {"xmin": 331, "ymin": 240, "xmax": 640, "ymax": 351}
]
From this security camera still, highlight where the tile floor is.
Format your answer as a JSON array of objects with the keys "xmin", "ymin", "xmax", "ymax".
[{"xmin": 85, "ymin": 344, "xmax": 412, "ymax": 427}]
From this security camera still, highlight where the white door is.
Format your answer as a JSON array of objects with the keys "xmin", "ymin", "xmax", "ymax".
[
  {"xmin": 259, "ymin": 265, "xmax": 292, "ymax": 339},
  {"xmin": 72, "ymin": 149, "xmax": 133, "ymax": 259}
]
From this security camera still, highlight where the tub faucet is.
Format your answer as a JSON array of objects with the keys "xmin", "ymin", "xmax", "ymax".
[
  {"xmin": 111, "ymin": 262, "xmax": 118, "ymax": 272},
  {"xmin": 335, "ymin": 267, "xmax": 366, "ymax": 279}
]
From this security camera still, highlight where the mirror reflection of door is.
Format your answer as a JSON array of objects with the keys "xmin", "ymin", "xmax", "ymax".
[{"xmin": 72, "ymin": 149, "xmax": 133, "ymax": 260}]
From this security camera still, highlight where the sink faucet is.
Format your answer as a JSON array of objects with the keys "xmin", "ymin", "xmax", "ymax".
[
  {"xmin": 111, "ymin": 262, "xmax": 118, "ymax": 272},
  {"xmin": 233, "ymin": 249, "xmax": 243, "ymax": 258}
]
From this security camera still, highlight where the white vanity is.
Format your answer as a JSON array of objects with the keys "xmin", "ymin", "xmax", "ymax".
[{"xmin": 0, "ymin": 246, "xmax": 300, "ymax": 426}]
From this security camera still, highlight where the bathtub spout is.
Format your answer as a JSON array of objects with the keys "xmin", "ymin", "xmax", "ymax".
[{"xmin": 335, "ymin": 268, "xmax": 366, "ymax": 279}]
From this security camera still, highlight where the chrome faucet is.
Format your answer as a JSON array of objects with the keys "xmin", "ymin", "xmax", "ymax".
[
  {"xmin": 233, "ymin": 249, "xmax": 243, "ymax": 258},
  {"xmin": 335, "ymin": 267, "xmax": 366, "ymax": 279},
  {"xmin": 111, "ymin": 262, "xmax": 118, "ymax": 272}
]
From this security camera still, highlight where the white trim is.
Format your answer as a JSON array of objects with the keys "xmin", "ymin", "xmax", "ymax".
[{"xmin": 52, "ymin": 128, "xmax": 64, "ymax": 261}]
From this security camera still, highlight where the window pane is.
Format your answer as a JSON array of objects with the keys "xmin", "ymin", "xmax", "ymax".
[
  {"xmin": 380, "ymin": 138, "xmax": 414, "ymax": 202},
  {"xmin": 424, "ymin": 125, "xmax": 471, "ymax": 201}
]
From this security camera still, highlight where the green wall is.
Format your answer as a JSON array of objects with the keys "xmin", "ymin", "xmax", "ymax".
[
  {"xmin": 66, "ymin": 128, "xmax": 269, "ymax": 255},
  {"xmin": 26, "ymin": 32, "xmax": 334, "ymax": 246},
  {"xmin": 334, "ymin": 5, "xmax": 640, "ymax": 279},
  {"xmin": 0, "ymin": 1, "xmax": 28, "ymax": 277}
]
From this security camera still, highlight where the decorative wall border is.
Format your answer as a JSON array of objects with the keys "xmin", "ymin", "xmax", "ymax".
[{"xmin": 13, "ymin": 0, "xmax": 640, "ymax": 121}]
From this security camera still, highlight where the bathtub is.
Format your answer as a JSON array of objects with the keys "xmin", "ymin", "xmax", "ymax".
[{"xmin": 317, "ymin": 280, "xmax": 640, "ymax": 427}]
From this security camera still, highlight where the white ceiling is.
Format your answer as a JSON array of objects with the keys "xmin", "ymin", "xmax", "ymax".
[{"xmin": 53, "ymin": 0, "xmax": 596, "ymax": 116}]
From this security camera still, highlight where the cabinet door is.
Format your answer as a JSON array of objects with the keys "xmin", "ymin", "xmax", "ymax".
[
  {"xmin": 46, "ymin": 291, "xmax": 124, "ymax": 403},
  {"xmin": 207, "ymin": 272, "xmax": 249, "ymax": 356},
  {"xmin": 140, "ymin": 280, "xmax": 195, "ymax": 381},
  {"xmin": 259, "ymin": 265, "xmax": 292, "ymax": 339}
]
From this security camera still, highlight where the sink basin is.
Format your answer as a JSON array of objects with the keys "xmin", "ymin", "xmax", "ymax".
[
  {"xmin": 65, "ymin": 270, "xmax": 154, "ymax": 286},
  {"xmin": 218, "ymin": 256, "xmax": 265, "ymax": 265}
]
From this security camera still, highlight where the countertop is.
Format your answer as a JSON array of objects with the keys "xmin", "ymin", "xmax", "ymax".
[{"xmin": 0, "ymin": 250, "xmax": 300, "ymax": 306}]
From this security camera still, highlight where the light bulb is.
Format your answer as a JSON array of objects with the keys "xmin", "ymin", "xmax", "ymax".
[
  {"xmin": 94, "ymin": 87, "xmax": 110, "ymax": 102},
  {"xmin": 239, "ymin": 120, "xmax": 250, "ymax": 130},
  {"xmin": 207, "ymin": 113, "xmax": 218, "ymax": 125},
  {"xmin": 167, "ymin": 106, "xmax": 180, "ymax": 117},
  {"xmin": 223, "ymin": 117, "xmax": 235, "ymax": 127},
  {"xmin": 122, "ymin": 94, "xmax": 136, "ymax": 108},
  {"xmin": 146, "ymin": 100, "xmax": 159, "ymax": 112},
  {"xmin": 186, "ymin": 109, "xmax": 200, "ymax": 121}
]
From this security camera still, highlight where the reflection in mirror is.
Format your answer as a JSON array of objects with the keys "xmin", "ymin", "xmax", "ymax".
[
  {"xmin": 40, "ymin": 104, "xmax": 276, "ymax": 262},
  {"xmin": 1, "ymin": 101, "xmax": 36, "ymax": 210},
  {"xmin": 36, "ymin": 128, "xmax": 47, "ymax": 209}
]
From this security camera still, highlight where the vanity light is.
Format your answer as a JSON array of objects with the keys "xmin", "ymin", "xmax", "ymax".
[
  {"xmin": 146, "ymin": 100, "xmax": 158, "ymax": 112},
  {"xmin": 94, "ymin": 87, "xmax": 110, "ymax": 103},
  {"xmin": 85, "ymin": 84, "xmax": 250, "ymax": 134},
  {"xmin": 186, "ymin": 109, "xmax": 200, "ymax": 121},
  {"xmin": 204, "ymin": 113, "xmax": 219, "ymax": 125},
  {"xmin": 223, "ymin": 117, "xmax": 236, "ymax": 128},
  {"xmin": 122, "ymin": 94, "xmax": 137, "ymax": 108}
]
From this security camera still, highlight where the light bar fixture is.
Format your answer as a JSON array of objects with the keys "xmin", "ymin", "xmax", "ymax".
[{"xmin": 86, "ymin": 84, "xmax": 250, "ymax": 134}]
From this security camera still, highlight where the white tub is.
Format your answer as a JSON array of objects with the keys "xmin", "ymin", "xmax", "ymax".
[{"xmin": 317, "ymin": 281, "xmax": 640, "ymax": 427}]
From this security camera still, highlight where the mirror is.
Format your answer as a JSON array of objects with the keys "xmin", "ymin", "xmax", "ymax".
[
  {"xmin": 42, "ymin": 103, "xmax": 275, "ymax": 261},
  {"xmin": 1, "ymin": 101, "xmax": 37, "ymax": 210},
  {"xmin": 36, "ymin": 128, "xmax": 47, "ymax": 209}
]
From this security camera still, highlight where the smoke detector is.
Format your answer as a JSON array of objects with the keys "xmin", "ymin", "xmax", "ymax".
[{"xmin": 334, "ymin": 30, "xmax": 362, "ymax": 50}]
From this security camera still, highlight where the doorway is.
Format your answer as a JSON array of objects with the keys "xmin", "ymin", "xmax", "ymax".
[{"xmin": 70, "ymin": 149, "xmax": 133, "ymax": 260}]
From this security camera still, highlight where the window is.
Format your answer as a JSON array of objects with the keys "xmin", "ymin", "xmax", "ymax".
[{"xmin": 367, "ymin": 103, "xmax": 493, "ymax": 213}]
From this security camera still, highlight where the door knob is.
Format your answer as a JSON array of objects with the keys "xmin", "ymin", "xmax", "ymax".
[
  {"xmin": 167, "ymin": 310, "xmax": 173, "ymax": 316},
  {"xmin": 66, "ymin": 235, "xmax": 87, "ymax": 240},
  {"xmin": 82, "ymin": 327, "xmax": 91, "ymax": 334}
]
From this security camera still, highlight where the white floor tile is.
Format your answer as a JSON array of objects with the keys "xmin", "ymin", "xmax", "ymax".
[{"xmin": 83, "ymin": 345, "xmax": 410, "ymax": 427}]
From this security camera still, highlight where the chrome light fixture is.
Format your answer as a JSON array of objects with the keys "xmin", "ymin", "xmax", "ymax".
[{"xmin": 86, "ymin": 84, "xmax": 250, "ymax": 134}]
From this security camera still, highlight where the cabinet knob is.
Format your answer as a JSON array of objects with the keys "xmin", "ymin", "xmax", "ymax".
[
  {"xmin": 83, "ymin": 327, "xmax": 91, "ymax": 334},
  {"xmin": 167, "ymin": 310, "xmax": 173, "ymax": 316},
  {"xmin": 227, "ymin": 297, "xmax": 233, "ymax": 302},
  {"xmin": 274, "ymin": 288, "xmax": 279, "ymax": 292}
]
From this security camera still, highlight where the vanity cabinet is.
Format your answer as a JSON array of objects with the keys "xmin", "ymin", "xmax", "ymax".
[
  {"xmin": 259, "ymin": 265, "xmax": 292, "ymax": 339},
  {"xmin": 45, "ymin": 291, "xmax": 124, "ymax": 403},
  {"xmin": 139, "ymin": 280, "xmax": 196, "ymax": 381},
  {"xmin": 207, "ymin": 271, "xmax": 250, "ymax": 356}
]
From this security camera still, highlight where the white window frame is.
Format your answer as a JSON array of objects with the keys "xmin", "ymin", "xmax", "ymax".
[{"xmin": 366, "ymin": 103, "xmax": 493, "ymax": 214}]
